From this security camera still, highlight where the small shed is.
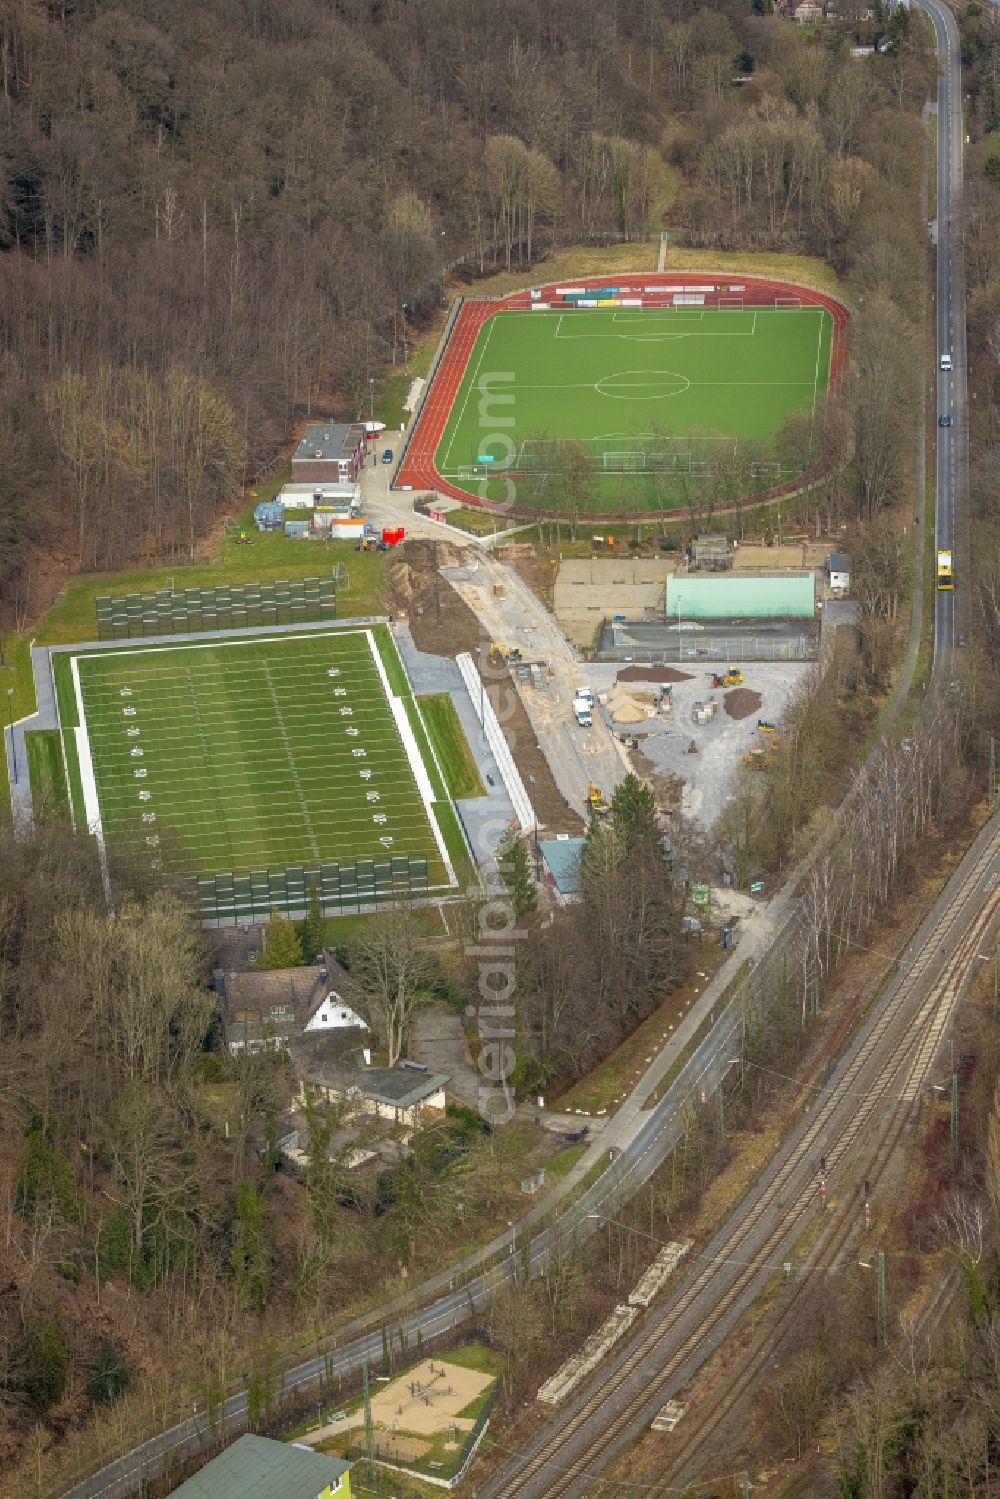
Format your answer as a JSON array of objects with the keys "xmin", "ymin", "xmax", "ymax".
[
  {"xmin": 538, "ymin": 836, "xmax": 587, "ymax": 901},
  {"xmin": 826, "ymin": 552, "xmax": 852, "ymax": 592},
  {"xmin": 690, "ymin": 534, "xmax": 732, "ymax": 571},
  {"xmin": 294, "ymin": 1044, "xmax": 449, "ymax": 1126}
]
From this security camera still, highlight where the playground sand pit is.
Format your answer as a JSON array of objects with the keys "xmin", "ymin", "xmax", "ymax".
[
  {"xmin": 375, "ymin": 1432, "xmax": 431, "ymax": 1462},
  {"xmin": 370, "ymin": 1357, "xmax": 494, "ymax": 1438}
]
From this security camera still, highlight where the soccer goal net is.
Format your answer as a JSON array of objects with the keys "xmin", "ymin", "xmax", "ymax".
[
  {"xmin": 718, "ymin": 297, "xmax": 744, "ymax": 310},
  {"xmin": 774, "ymin": 296, "xmax": 802, "ymax": 308},
  {"xmin": 602, "ymin": 450, "xmax": 648, "ymax": 472}
]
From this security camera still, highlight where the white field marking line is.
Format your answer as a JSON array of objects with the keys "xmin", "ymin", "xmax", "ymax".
[
  {"xmin": 72, "ymin": 626, "xmax": 373, "ymax": 666},
  {"xmin": 93, "ymin": 750, "xmax": 414, "ymax": 790},
  {"xmin": 97, "ymin": 783, "xmax": 431, "ymax": 823},
  {"xmin": 80, "ymin": 652, "xmax": 374, "ymax": 687},
  {"xmin": 442, "ymin": 315, "xmax": 497, "ymax": 472},
  {"xmin": 69, "ymin": 655, "xmax": 111, "ymax": 898},
  {"xmin": 92, "ymin": 740, "xmax": 413, "ymax": 775},
  {"xmin": 85, "ymin": 700, "xmax": 400, "ymax": 738},
  {"xmin": 78, "ymin": 628, "xmax": 438, "ymax": 868},
  {"xmin": 180, "ymin": 665, "xmax": 237, "ymax": 867},
  {"xmin": 365, "ymin": 630, "xmax": 455, "ymax": 887},
  {"xmin": 84, "ymin": 697, "xmax": 386, "ymax": 723},
  {"xmin": 96, "ymin": 756, "xmax": 431, "ymax": 839},
  {"xmin": 82, "ymin": 665, "xmax": 377, "ymax": 697}
]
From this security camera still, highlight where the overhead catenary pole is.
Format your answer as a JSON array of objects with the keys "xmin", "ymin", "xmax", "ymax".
[
  {"xmin": 876, "ymin": 1250, "xmax": 887, "ymax": 1350},
  {"xmin": 363, "ymin": 1363, "xmax": 376, "ymax": 1484}
]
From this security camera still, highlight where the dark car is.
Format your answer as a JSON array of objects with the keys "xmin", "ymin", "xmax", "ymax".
[
  {"xmin": 939, "ymin": 414, "xmax": 952, "ymax": 427},
  {"xmin": 382, "ymin": 447, "xmax": 394, "ymax": 463}
]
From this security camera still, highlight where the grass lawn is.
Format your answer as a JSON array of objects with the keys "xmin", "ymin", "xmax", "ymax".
[
  {"xmin": 542, "ymin": 1141, "xmax": 588, "ymax": 1181},
  {"xmin": 436, "ymin": 306, "xmax": 832, "ymax": 513},
  {"xmin": 432, "ymin": 1342, "xmax": 503, "ymax": 1377},
  {"xmin": 54, "ymin": 625, "xmax": 456, "ymax": 902},
  {"xmin": 459, "ymin": 246, "xmax": 843, "ymax": 303},
  {"xmin": 321, "ymin": 906, "xmax": 447, "ymax": 949},
  {"xmin": 417, "ymin": 694, "xmax": 484, "ymax": 799},
  {"xmin": 24, "ymin": 730, "xmax": 68, "ymax": 815},
  {"xmin": 34, "ymin": 544, "xmax": 390, "ymax": 649}
]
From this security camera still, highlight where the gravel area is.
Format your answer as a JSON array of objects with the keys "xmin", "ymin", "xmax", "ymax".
[
  {"xmin": 723, "ymin": 687, "xmax": 762, "ymax": 720},
  {"xmin": 599, "ymin": 662, "xmax": 807, "ymax": 827}
]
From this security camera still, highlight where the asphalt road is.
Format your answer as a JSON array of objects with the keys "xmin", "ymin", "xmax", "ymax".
[{"xmin": 920, "ymin": 0, "xmax": 966, "ymax": 661}]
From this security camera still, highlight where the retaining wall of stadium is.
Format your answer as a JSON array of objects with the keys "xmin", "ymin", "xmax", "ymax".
[{"xmin": 393, "ymin": 273, "xmax": 850, "ymax": 524}]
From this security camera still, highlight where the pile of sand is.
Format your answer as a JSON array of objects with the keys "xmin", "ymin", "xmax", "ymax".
[
  {"xmin": 724, "ymin": 687, "xmax": 762, "ymax": 720},
  {"xmin": 607, "ymin": 685, "xmax": 659, "ymax": 724}
]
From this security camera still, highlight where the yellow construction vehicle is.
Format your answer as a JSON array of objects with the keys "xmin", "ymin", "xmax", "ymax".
[
  {"xmin": 586, "ymin": 782, "xmax": 611, "ymax": 816},
  {"xmin": 722, "ymin": 667, "xmax": 744, "ymax": 687},
  {"xmin": 488, "ymin": 643, "xmax": 523, "ymax": 666},
  {"xmin": 743, "ymin": 746, "xmax": 777, "ymax": 771}
]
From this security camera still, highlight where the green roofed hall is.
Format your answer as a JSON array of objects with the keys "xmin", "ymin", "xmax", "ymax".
[
  {"xmin": 168, "ymin": 1434, "xmax": 351, "ymax": 1498},
  {"xmin": 666, "ymin": 574, "xmax": 815, "ymax": 619}
]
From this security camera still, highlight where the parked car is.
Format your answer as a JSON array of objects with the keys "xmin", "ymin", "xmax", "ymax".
[
  {"xmin": 382, "ymin": 448, "xmax": 394, "ymax": 464},
  {"xmin": 938, "ymin": 414, "xmax": 952, "ymax": 427}
]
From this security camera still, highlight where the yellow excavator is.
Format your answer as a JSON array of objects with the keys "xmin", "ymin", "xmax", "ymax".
[
  {"xmin": 488, "ymin": 642, "xmax": 523, "ymax": 666},
  {"xmin": 586, "ymin": 782, "xmax": 611, "ymax": 816},
  {"xmin": 743, "ymin": 746, "xmax": 778, "ymax": 771}
]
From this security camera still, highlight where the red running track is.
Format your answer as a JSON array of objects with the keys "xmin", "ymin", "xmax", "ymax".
[{"xmin": 395, "ymin": 273, "xmax": 850, "ymax": 521}]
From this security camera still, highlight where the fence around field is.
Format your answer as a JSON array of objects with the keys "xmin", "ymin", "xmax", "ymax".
[
  {"xmin": 594, "ymin": 620, "xmax": 816, "ymax": 663},
  {"xmin": 95, "ymin": 576, "xmax": 338, "ymax": 641},
  {"xmin": 345, "ymin": 1384, "xmax": 499, "ymax": 1490}
]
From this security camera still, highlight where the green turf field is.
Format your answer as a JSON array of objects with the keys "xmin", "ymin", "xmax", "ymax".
[
  {"xmin": 56, "ymin": 626, "xmax": 456, "ymax": 889},
  {"xmin": 437, "ymin": 306, "xmax": 832, "ymax": 509}
]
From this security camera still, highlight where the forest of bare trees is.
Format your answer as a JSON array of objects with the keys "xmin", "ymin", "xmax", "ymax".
[{"xmin": 0, "ymin": 0, "xmax": 934, "ymax": 621}]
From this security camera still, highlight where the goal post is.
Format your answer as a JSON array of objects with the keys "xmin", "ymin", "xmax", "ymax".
[
  {"xmin": 774, "ymin": 296, "xmax": 802, "ymax": 308},
  {"xmin": 602, "ymin": 450, "xmax": 647, "ymax": 472},
  {"xmin": 718, "ymin": 297, "xmax": 744, "ymax": 310}
]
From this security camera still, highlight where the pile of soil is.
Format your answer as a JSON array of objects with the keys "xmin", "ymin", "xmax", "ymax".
[
  {"xmin": 617, "ymin": 665, "xmax": 692, "ymax": 684},
  {"xmin": 385, "ymin": 541, "xmax": 583, "ymax": 834},
  {"xmin": 723, "ymin": 687, "xmax": 762, "ymax": 720},
  {"xmin": 384, "ymin": 538, "xmax": 477, "ymax": 658}
]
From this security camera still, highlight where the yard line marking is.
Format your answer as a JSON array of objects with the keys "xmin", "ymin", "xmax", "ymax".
[{"xmin": 70, "ymin": 624, "xmax": 452, "ymax": 888}]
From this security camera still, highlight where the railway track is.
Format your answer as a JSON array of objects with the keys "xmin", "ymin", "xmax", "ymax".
[
  {"xmin": 655, "ymin": 910, "xmax": 992, "ymax": 1493},
  {"xmin": 481, "ymin": 818, "xmax": 1000, "ymax": 1499}
]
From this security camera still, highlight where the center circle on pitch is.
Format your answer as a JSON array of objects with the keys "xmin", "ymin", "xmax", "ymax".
[{"xmin": 595, "ymin": 369, "xmax": 690, "ymax": 400}]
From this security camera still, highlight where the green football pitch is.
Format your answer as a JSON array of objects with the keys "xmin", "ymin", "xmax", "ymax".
[
  {"xmin": 436, "ymin": 305, "xmax": 832, "ymax": 485},
  {"xmin": 56, "ymin": 627, "xmax": 455, "ymax": 887}
]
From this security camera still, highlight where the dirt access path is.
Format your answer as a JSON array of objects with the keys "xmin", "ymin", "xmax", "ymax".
[
  {"xmin": 385, "ymin": 541, "xmax": 582, "ymax": 832},
  {"xmin": 439, "ymin": 548, "xmax": 626, "ymax": 819}
]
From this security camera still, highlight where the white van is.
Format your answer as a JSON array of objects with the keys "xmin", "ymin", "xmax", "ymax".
[{"xmin": 940, "ymin": 353, "xmax": 953, "ymax": 371}]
